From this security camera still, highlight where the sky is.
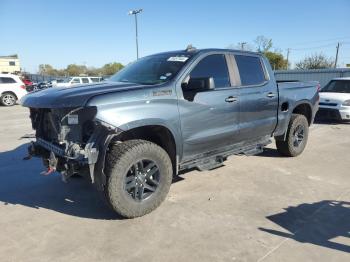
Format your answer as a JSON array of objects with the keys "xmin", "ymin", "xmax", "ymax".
[{"xmin": 1, "ymin": 0, "xmax": 350, "ymax": 73}]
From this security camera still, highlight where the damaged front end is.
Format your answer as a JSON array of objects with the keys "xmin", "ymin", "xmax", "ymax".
[{"xmin": 26, "ymin": 106, "xmax": 120, "ymax": 189}]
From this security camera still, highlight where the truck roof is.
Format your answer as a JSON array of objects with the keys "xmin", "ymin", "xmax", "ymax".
[
  {"xmin": 332, "ymin": 77, "xmax": 350, "ymax": 81},
  {"xmin": 154, "ymin": 48, "xmax": 261, "ymax": 57}
]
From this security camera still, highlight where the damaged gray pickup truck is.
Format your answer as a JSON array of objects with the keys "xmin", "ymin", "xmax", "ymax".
[{"xmin": 21, "ymin": 47, "xmax": 319, "ymax": 218}]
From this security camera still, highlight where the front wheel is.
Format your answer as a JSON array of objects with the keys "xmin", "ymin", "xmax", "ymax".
[
  {"xmin": 104, "ymin": 140, "xmax": 173, "ymax": 218},
  {"xmin": 275, "ymin": 114, "xmax": 309, "ymax": 157}
]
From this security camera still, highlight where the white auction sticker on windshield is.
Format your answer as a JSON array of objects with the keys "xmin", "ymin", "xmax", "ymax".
[
  {"xmin": 167, "ymin": 56, "xmax": 189, "ymax": 62},
  {"xmin": 68, "ymin": 115, "xmax": 79, "ymax": 125}
]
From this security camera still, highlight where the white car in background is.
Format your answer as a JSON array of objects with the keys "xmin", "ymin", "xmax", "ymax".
[
  {"xmin": 0, "ymin": 74, "xmax": 27, "ymax": 106},
  {"xmin": 55, "ymin": 76, "xmax": 103, "ymax": 87},
  {"xmin": 318, "ymin": 77, "xmax": 350, "ymax": 121}
]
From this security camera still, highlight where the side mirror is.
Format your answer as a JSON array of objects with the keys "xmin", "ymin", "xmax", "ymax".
[{"xmin": 182, "ymin": 77, "xmax": 215, "ymax": 91}]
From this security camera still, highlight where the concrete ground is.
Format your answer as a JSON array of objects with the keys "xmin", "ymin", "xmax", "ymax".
[{"xmin": 0, "ymin": 105, "xmax": 349, "ymax": 262}]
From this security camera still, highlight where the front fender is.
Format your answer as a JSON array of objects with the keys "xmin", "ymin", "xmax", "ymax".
[{"xmin": 87, "ymin": 87, "xmax": 183, "ymax": 159}]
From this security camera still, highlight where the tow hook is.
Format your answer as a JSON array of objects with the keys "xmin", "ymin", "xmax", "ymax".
[
  {"xmin": 40, "ymin": 151, "xmax": 57, "ymax": 176},
  {"xmin": 40, "ymin": 167, "xmax": 56, "ymax": 176}
]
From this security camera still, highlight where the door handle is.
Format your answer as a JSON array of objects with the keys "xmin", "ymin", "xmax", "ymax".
[
  {"xmin": 266, "ymin": 92, "xmax": 276, "ymax": 98},
  {"xmin": 225, "ymin": 96, "xmax": 238, "ymax": 103}
]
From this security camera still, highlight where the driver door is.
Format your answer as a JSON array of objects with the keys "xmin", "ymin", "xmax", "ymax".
[{"xmin": 177, "ymin": 53, "xmax": 240, "ymax": 160}]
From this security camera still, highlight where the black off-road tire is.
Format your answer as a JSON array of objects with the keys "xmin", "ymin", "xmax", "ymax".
[
  {"xmin": 0, "ymin": 92, "xmax": 17, "ymax": 106},
  {"xmin": 276, "ymin": 114, "xmax": 309, "ymax": 157},
  {"xmin": 104, "ymin": 139, "xmax": 173, "ymax": 218}
]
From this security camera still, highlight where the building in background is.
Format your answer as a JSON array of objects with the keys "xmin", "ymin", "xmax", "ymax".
[{"xmin": 0, "ymin": 55, "xmax": 21, "ymax": 74}]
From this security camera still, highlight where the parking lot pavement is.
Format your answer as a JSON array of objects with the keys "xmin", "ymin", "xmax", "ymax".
[{"xmin": 0, "ymin": 105, "xmax": 349, "ymax": 262}]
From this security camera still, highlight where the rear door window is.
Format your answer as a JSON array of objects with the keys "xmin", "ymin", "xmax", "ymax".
[
  {"xmin": 234, "ymin": 55, "xmax": 266, "ymax": 86},
  {"xmin": 0, "ymin": 77, "xmax": 17, "ymax": 84},
  {"xmin": 190, "ymin": 54, "xmax": 230, "ymax": 88}
]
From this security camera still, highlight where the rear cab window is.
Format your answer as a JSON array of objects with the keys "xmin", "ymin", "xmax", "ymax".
[{"xmin": 234, "ymin": 55, "xmax": 267, "ymax": 86}]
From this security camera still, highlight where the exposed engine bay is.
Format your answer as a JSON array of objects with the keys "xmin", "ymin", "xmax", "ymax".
[{"xmin": 26, "ymin": 106, "xmax": 118, "ymax": 187}]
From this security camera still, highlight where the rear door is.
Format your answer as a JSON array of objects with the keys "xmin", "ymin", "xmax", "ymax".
[
  {"xmin": 177, "ymin": 53, "xmax": 240, "ymax": 159},
  {"xmin": 0, "ymin": 76, "xmax": 17, "ymax": 91},
  {"xmin": 233, "ymin": 54, "xmax": 278, "ymax": 140}
]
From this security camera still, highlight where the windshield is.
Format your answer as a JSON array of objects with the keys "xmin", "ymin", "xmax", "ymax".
[
  {"xmin": 109, "ymin": 53, "xmax": 193, "ymax": 85},
  {"xmin": 321, "ymin": 80, "xmax": 350, "ymax": 93}
]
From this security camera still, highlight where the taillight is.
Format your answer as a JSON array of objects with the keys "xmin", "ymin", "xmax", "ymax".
[{"xmin": 20, "ymin": 85, "xmax": 26, "ymax": 90}]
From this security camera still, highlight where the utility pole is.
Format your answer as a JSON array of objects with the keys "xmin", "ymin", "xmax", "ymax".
[
  {"xmin": 286, "ymin": 48, "xmax": 290, "ymax": 70},
  {"xmin": 241, "ymin": 42, "xmax": 247, "ymax": 51},
  {"xmin": 334, "ymin": 42, "xmax": 340, "ymax": 68},
  {"xmin": 128, "ymin": 9, "xmax": 143, "ymax": 60}
]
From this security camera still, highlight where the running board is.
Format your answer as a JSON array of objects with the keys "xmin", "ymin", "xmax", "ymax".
[{"xmin": 179, "ymin": 136, "xmax": 271, "ymax": 171}]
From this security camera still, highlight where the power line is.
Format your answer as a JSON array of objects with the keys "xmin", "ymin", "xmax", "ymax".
[
  {"xmin": 290, "ymin": 36, "xmax": 350, "ymax": 46},
  {"xmin": 291, "ymin": 43, "xmax": 336, "ymax": 51}
]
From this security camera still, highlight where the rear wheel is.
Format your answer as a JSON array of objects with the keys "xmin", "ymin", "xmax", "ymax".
[
  {"xmin": 276, "ymin": 114, "xmax": 309, "ymax": 157},
  {"xmin": 105, "ymin": 140, "xmax": 173, "ymax": 218},
  {"xmin": 0, "ymin": 92, "xmax": 17, "ymax": 106}
]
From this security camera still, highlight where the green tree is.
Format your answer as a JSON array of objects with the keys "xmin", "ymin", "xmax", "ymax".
[
  {"xmin": 86, "ymin": 67, "xmax": 102, "ymax": 76},
  {"xmin": 38, "ymin": 62, "xmax": 125, "ymax": 76},
  {"xmin": 253, "ymin": 36, "xmax": 288, "ymax": 70},
  {"xmin": 101, "ymin": 62, "xmax": 124, "ymax": 75},
  {"xmin": 65, "ymin": 64, "xmax": 87, "ymax": 76},
  {"xmin": 38, "ymin": 64, "xmax": 56, "ymax": 75},
  {"xmin": 295, "ymin": 53, "xmax": 334, "ymax": 69},
  {"xmin": 264, "ymin": 51, "xmax": 288, "ymax": 70}
]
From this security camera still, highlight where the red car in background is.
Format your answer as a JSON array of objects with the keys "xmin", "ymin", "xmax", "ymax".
[{"xmin": 22, "ymin": 79, "xmax": 33, "ymax": 86}]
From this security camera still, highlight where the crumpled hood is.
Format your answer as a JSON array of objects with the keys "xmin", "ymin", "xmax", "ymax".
[{"xmin": 21, "ymin": 82, "xmax": 147, "ymax": 108}]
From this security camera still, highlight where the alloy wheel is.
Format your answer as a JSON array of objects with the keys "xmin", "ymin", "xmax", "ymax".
[
  {"xmin": 2, "ymin": 94, "xmax": 16, "ymax": 106},
  {"xmin": 124, "ymin": 159, "xmax": 160, "ymax": 201},
  {"xmin": 293, "ymin": 124, "xmax": 305, "ymax": 147}
]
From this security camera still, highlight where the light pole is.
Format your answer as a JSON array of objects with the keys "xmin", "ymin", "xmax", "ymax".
[
  {"xmin": 240, "ymin": 42, "xmax": 247, "ymax": 51},
  {"xmin": 128, "ymin": 9, "xmax": 143, "ymax": 60}
]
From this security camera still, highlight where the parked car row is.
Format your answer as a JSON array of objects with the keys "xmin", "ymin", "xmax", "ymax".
[
  {"xmin": 55, "ymin": 76, "xmax": 103, "ymax": 87},
  {"xmin": 23, "ymin": 76, "xmax": 104, "ymax": 92},
  {"xmin": 0, "ymin": 74, "xmax": 106, "ymax": 106}
]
